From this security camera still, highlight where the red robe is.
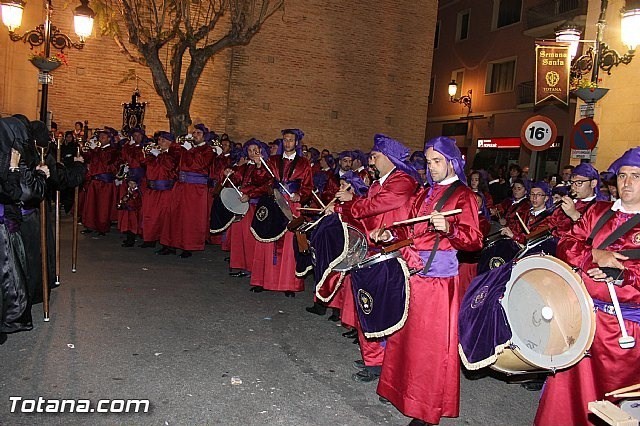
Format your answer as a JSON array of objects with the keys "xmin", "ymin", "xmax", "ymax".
[
  {"xmin": 496, "ymin": 197, "xmax": 530, "ymax": 235},
  {"xmin": 228, "ymin": 163, "xmax": 272, "ymax": 272},
  {"xmin": 250, "ymin": 154, "xmax": 313, "ymax": 292},
  {"xmin": 141, "ymin": 145, "xmax": 179, "ymax": 242},
  {"xmin": 160, "ymin": 143, "xmax": 214, "ymax": 251},
  {"xmin": 337, "ymin": 169, "xmax": 421, "ymax": 367},
  {"xmin": 377, "ymin": 179, "xmax": 482, "ymax": 425},
  {"xmin": 535, "ymin": 201, "xmax": 640, "ymax": 426},
  {"xmin": 82, "ymin": 144, "xmax": 119, "ymax": 233},
  {"xmin": 117, "ymin": 187, "xmax": 142, "ymax": 234},
  {"xmin": 117, "ymin": 142, "xmax": 145, "ymax": 232}
]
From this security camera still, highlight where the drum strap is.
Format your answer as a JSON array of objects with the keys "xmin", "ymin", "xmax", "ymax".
[
  {"xmin": 421, "ymin": 181, "xmax": 463, "ymax": 275},
  {"xmin": 586, "ymin": 209, "xmax": 640, "ymax": 249}
]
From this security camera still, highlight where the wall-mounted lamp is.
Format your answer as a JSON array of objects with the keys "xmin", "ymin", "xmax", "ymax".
[
  {"xmin": 448, "ymin": 80, "xmax": 472, "ymax": 113},
  {"xmin": 555, "ymin": 0, "xmax": 640, "ymax": 84}
]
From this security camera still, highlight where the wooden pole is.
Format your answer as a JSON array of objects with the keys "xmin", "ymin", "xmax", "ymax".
[
  {"xmin": 39, "ymin": 146, "xmax": 50, "ymax": 322},
  {"xmin": 55, "ymin": 135, "xmax": 61, "ymax": 286}
]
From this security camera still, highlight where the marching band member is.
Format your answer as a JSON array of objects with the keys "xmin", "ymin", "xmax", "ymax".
[
  {"xmin": 249, "ymin": 129, "xmax": 312, "ymax": 296},
  {"xmin": 333, "ymin": 134, "xmax": 421, "ymax": 384},
  {"xmin": 534, "ymin": 148, "xmax": 640, "ymax": 426},
  {"xmin": 117, "ymin": 179, "xmax": 143, "ymax": 247},
  {"xmin": 491, "ymin": 178, "xmax": 529, "ymax": 235},
  {"xmin": 81, "ymin": 129, "xmax": 119, "ymax": 235},
  {"xmin": 501, "ymin": 181, "xmax": 552, "ymax": 244},
  {"xmin": 140, "ymin": 132, "xmax": 179, "ymax": 248},
  {"xmin": 159, "ymin": 124, "xmax": 214, "ymax": 258},
  {"xmin": 373, "ymin": 136, "xmax": 482, "ymax": 426},
  {"xmin": 226, "ymin": 139, "xmax": 273, "ymax": 278},
  {"xmin": 117, "ymin": 128, "xmax": 146, "ymax": 243}
]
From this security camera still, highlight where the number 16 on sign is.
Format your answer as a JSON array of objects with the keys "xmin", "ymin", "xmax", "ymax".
[{"xmin": 520, "ymin": 115, "xmax": 558, "ymax": 151}]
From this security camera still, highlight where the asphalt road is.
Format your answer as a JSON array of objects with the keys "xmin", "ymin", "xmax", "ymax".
[{"xmin": 0, "ymin": 215, "xmax": 539, "ymax": 425}]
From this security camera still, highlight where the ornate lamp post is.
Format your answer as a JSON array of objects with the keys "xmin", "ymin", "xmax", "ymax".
[{"xmin": 0, "ymin": 0, "xmax": 95, "ymax": 123}]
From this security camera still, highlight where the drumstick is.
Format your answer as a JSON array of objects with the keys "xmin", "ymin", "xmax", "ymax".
[
  {"xmin": 311, "ymin": 190, "xmax": 326, "ymax": 209},
  {"xmin": 516, "ymin": 212, "xmax": 530, "ymax": 235},
  {"xmin": 391, "ymin": 209, "xmax": 463, "ymax": 227},
  {"xmin": 606, "ymin": 383, "xmax": 640, "ymax": 396},
  {"xmin": 259, "ymin": 157, "xmax": 293, "ymax": 197},
  {"xmin": 226, "ymin": 177, "xmax": 243, "ymax": 198},
  {"xmin": 298, "ymin": 207, "xmax": 323, "ymax": 212},
  {"xmin": 611, "ymin": 391, "xmax": 640, "ymax": 398}
]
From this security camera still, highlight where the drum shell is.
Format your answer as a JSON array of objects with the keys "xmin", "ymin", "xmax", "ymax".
[
  {"xmin": 478, "ymin": 238, "xmax": 521, "ymax": 274},
  {"xmin": 332, "ymin": 226, "xmax": 368, "ymax": 272}
]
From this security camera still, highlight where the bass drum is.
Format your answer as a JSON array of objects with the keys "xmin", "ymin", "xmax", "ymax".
[
  {"xmin": 477, "ymin": 237, "xmax": 522, "ymax": 275},
  {"xmin": 494, "ymin": 254, "xmax": 596, "ymax": 374}
]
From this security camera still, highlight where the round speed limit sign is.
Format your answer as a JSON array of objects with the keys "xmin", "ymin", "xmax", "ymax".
[{"xmin": 520, "ymin": 115, "xmax": 558, "ymax": 151}]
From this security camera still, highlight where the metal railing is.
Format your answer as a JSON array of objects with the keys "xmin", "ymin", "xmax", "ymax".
[{"xmin": 525, "ymin": 0, "xmax": 588, "ymax": 29}]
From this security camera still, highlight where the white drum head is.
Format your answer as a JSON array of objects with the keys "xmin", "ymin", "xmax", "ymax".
[
  {"xmin": 220, "ymin": 188, "xmax": 249, "ymax": 215},
  {"xmin": 333, "ymin": 226, "xmax": 368, "ymax": 272},
  {"xmin": 499, "ymin": 254, "xmax": 595, "ymax": 372}
]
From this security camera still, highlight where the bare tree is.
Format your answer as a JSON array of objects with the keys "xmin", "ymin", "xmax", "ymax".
[{"xmin": 95, "ymin": 0, "xmax": 284, "ymax": 134}]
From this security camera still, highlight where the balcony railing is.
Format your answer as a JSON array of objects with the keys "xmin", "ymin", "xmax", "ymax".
[
  {"xmin": 517, "ymin": 80, "xmax": 534, "ymax": 105},
  {"xmin": 525, "ymin": 0, "xmax": 588, "ymax": 30}
]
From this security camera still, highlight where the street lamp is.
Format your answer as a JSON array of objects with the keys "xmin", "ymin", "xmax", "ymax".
[
  {"xmin": 448, "ymin": 80, "xmax": 472, "ymax": 113},
  {"xmin": 0, "ymin": 0, "xmax": 95, "ymax": 123},
  {"xmin": 555, "ymin": 0, "xmax": 640, "ymax": 84}
]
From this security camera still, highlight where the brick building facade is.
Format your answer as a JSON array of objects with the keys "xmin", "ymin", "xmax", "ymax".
[{"xmin": 0, "ymin": 0, "xmax": 437, "ymax": 153}]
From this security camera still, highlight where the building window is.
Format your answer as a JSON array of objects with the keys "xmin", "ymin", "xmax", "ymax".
[
  {"xmin": 456, "ymin": 10, "xmax": 470, "ymax": 41},
  {"xmin": 493, "ymin": 0, "xmax": 521, "ymax": 29},
  {"xmin": 486, "ymin": 59, "xmax": 516, "ymax": 94},
  {"xmin": 428, "ymin": 76, "xmax": 435, "ymax": 104},
  {"xmin": 451, "ymin": 69, "xmax": 465, "ymax": 98},
  {"xmin": 434, "ymin": 20, "xmax": 440, "ymax": 49}
]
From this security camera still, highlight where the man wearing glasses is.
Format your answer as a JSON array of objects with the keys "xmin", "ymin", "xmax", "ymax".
[
  {"xmin": 500, "ymin": 181, "xmax": 551, "ymax": 245},
  {"xmin": 551, "ymin": 163, "xmax": 607, "ymax": 236},
  {"xmin": 534, "ymin": 150, "xmax": 640, "ymax": 426}
]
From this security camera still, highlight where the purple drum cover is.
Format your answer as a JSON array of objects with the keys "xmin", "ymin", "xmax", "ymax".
[
  {"xmin": 478, "ymin": 238, "xmax": 521, "ymax": 275},
  {"xmin": 351, "ymin": 257, "xmax": 410, "ymax": 338},
  {"xmin": 458, "ymin": 261, "xmax": 514, "ymax": 370}
]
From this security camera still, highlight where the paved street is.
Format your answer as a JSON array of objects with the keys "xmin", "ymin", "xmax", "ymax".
[{"xmin": 0, "ymin": 215, "xmax": 539, "ymax": 425}]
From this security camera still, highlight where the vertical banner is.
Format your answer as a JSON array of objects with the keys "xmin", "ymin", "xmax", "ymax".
[{"xmin": 535, "ymin": 41, "xmax": 570, "ymax": 106}]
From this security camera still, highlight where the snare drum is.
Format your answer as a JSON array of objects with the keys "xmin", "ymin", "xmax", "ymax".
[
  {"xmin": 459, "ymin": 254, "xmax": 595, "ymax": 374},
  {"xmin": 332, "ymin": 226, "xmax": 368, "ymax": 272},
  {"xmin": 477, "ymin": 237, "xmax": 522, "ymax": 275},
  {"xmin": 220, "ymin": 187, "xmax": 249, "ymax": 215}
]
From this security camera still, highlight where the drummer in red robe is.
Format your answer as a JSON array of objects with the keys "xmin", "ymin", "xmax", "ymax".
[
  {"xmin": 159, "ymin": 124, "xmax": 215, "ymax": 258},
  {"xmin": 333, "ymin": 134, "xmax": 422, "ymax": 384},
  {"xmin": 249, "ymin": 129, "xmax": 313, "ymax": 296},
  {"xmin": 117, "ymin": 128, "xmax": 146, "ymax": 241},
  {"xmin": 140, "ymin": 132, "xmax": 179, "ymax": 248},
  {"xmin": 490, "ymin": 178, "xmax": 530, "ymax": 233},
  {"xmin": 501, "ymin": 181, "xmax": 552, "ymax": 244},
  {"xmin": 81, "ymin": 129, "xmax": 119, "ymax": 235},
  {"xmin": 535, "ymin": 148, "xmax": 640, "ymax": 426},
  {"xmin": 225, "ymin": 139, "xmax": 273, "ymax": 278},
  {"xmin": 373, "ymin": 136, "xmax": 482, "ymax": 426},
  {"xmin": 211, "ymin": 136, "xmax": 234, "ymax": 249}
]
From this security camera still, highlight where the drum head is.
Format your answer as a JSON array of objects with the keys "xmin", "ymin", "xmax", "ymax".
[
  {"xmin": 273, "ymin": 189, "xmax": 294, "ymax": 220},
  {"xmin": 220, "ymin": 188, "xmax": 249, "ymax": 215},
  {"xmin": 498, "ymin": 254, "xmax": 595, "ymax": 373},
  {"xmin": 333, "ymin": 226, "xmax": 368, "ymax": 272}
]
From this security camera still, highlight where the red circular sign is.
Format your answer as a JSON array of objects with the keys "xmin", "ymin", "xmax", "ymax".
[
  {"xmin": 520, "ymin": 115, "xmax": 558, "ymax": 152},
  {"xmin": 570, "ymin": 118, "xmax": 599, "ymax": 151}
]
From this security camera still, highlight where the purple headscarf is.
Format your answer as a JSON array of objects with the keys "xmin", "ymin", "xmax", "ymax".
[
  {"xmin": 372, "ymin": 134, "xmax": 420, "ymax": 183},
  {"xmin": 338, "ymin": 150, "xmax": 354, "ymax": 160},
  {"xmin": 270, "ymin": 138, "xmax": 284, "ymax": 156},
  {"xmin": 531, "ymin": 180, "xmax": 553, "ymax": 209},
  {"xmin": 194, "ymin": 124, "xmax": 210, "ymax": 142},
  {"xmin": 339, "ymin": 170, "xmax": 369, "ymax": 197},
  {"xmin": 243, "ymin": 138, "xmax": 269, "ymax": 161},
  {"xmin": 323, "ymin": 154, "xmax": 335, "ymax": 170},
  {"xmin": 608, "ymin": 147, "xmax": 640, "ymax": 175},
  {"xmin": 157, "ymin": 131, "xmax": 175, "ymax": 142},
  {"xmin": 572, "ymin": 162, "xmax": 607, "ymax": 200},
  {"xmin": 423, "ymin": 136, "xmax": 466, "ymax": 186},
  {"xmin": 352, "ymin": 149, "xmax": 367, "ymax": 167}
]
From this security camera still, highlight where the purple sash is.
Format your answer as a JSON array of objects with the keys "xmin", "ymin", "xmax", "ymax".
[
  {"xmin": 593, "ymin": 299, "xmax": 640, "ymax": 324},
  {"xmin": 92, "ymin": 173, "xmax": 116, "ymax": 183},
  {"xmin": 147, "ymin": 179, "xmax": 175, "ymax": 191},
  {"xmin": 458, "ymin": 261, "xmax": 514, "ymax": 369},
  {"xmin": 249, "ymin": 198, "xmax": 260, "ymax": 205},
  {"xmin": 417, "ymin": 250, "xmax": 458, "ymax": 277},
  {"xmin": 179, "ymin": 171, "xmax": 208, "ymax": 185},
  {"xmin": 0, "ymin": 203, "xmax": 4, "ymax": 224},
  {"xmin": 20, "ymin": 208, "xmax": 36, "ymax": 216},
  {"xmin": 128, "ymin": 167, "xmax": 144, "ymax": 183}
]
